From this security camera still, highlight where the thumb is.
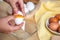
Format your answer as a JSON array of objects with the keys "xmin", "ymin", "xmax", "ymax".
[
  {"xmin": 11, "ymin": 22, "xmax": 24, "ymax": 31},
  {"xmin": 6, "ymin": 15, "xmax": 14, "ymax": 21}
]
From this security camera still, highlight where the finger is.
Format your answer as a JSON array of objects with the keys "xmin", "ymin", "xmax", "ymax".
[
  {"xmin": 18, "ymin": 0, "xmax": 25, "ymax": 14},
  {"xmin": 11, "ymin": 22, "xmax": 24, "ymax": 31},
  {"xmin": 11, "ymin": 3, "xmax": 18, "ymax": 14}
]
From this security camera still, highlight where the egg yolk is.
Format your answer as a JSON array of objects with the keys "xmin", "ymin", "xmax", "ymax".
[{"xmin": 14, "ymin": 14, "xmax": 24, "ymax": 18}]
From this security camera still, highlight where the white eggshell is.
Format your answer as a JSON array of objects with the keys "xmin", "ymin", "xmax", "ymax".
[
  {"xmin": 15, "ymin": 18, "xmax": 23, "ymax": 25},
  {"xmin": 24, "ymin": 4, "xmax": 29, "ymax": 14},
  {"xmin": 17, "ymin": 11, "xmax": 23, "ymax": 16},
  {"xmin": 27, "ymin": 2, "xmax": 35, "ymax": 11},
  {"xmin": 24, "ymin": 7, "xmax": 29, "ymax": 14}
]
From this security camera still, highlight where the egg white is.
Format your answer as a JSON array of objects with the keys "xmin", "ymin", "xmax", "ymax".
[{"xmin": 15, "ymin": 18, "xmax": 23, "ymax": 25}]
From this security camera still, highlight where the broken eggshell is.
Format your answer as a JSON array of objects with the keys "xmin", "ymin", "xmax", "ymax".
[
  {"xmin": 14, "ymin": 11, "xmax": 25, "ymax": 30},
  {"xmin": 26, "ymin": 2, "xmax": 35, "ymax": 11},
  {"xmin": 24, "ymin": 4, "xmax": 29, "ymax": 14},
  {"xmin": 17, "ymin": 11, "xmax": 23, "ymax": 16},
  {"xmin": 24, "ymin": 7, "xmax": 29, "ymax": 14},
  {"xmin": 15, "ymin": 18, "xmax": 24, "ymax": 25}
]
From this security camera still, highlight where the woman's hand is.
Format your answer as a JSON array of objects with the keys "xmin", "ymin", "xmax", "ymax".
[
  {"xmin": 0, "ymin": 16, "xmax": 23, "ymax": 34},
  {"xmin": 4, "ymin": 0, "xmax": 25, "ymax": 14}
]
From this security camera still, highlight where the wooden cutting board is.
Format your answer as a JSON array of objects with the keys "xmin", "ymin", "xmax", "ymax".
[
  {"xmin": 26, "ymin": 32, "xmax": 39, "ymax": 40},
  {"xmin": 0, "ymin": 29, "xmax": 31, "ymax": 40}
]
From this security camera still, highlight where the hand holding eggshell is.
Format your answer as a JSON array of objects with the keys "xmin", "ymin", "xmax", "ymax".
[{"xmin": 14, "ymin": 11, "xmax": 24, "ymax": 25}]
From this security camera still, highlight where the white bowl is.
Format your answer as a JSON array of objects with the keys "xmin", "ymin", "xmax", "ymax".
[{"xmin": 46, "ymin": 18, "xmax": 60, "ymax": 35}]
